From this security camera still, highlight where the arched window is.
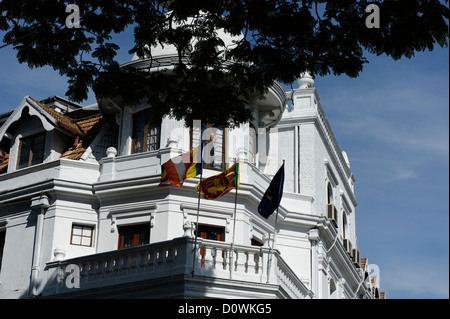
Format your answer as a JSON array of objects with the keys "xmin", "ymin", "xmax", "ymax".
[
  {"xmin": 326, "ymin": 183, "xmax": 338, "ymax": 227},
  {"xmin": 342, "ymin": 212, "xmax": 348, "ymax": 239},
  {"xmin": 327, "ymin": 183, "xmax": 333, "ymax": 204}
]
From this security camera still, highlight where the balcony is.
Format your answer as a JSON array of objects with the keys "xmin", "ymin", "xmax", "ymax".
[
  {"xmin": 41, "ymin": 236, "xmax": 312, "ymax": 299},
  {"xmin": 0, "ymin": 159, "xmax": 99, "ymax": 199}
]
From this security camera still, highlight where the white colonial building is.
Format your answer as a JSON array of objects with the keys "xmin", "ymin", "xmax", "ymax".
[{"xmin": 0, "ymin": 35, "xmax": 385, "ymax": 299}]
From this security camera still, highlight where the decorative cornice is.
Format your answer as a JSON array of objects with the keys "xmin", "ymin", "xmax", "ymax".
[{"xmin": 180, "ymin": 202, "xmax": 234, "ymax": 219}]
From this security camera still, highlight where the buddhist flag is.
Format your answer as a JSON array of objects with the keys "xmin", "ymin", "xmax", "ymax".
[
  {"xmin": 258, "ymin": 163, "xmax": 284, "ymax": 219},
  {"xmin": 195, "ymin": 162, "xmax": 239, "ymax": 200},
  {"xmin": 159, "ymin": 147, "xmax": 202, "ymax": 187}
]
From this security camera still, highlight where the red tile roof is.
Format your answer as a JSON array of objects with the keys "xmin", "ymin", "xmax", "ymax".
[
  {"xmin": 30, "ymin": 98, "xmax": 85, "ymax": 136},
  {"xmin": 60, "ymin": 114, "xmax": 104, "ymax": 160},
  {"xmin": 0, "ymin": 153, "xmax": 8, "ymax": 173},
  {"xmin": 0, "ymin": 98, "xmax": 104, "ymax": 172}
]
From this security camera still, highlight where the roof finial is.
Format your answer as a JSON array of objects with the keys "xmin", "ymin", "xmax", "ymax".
[{"xmin": 297, "ymin": 71, "xmax": 315, "ymax": 89}]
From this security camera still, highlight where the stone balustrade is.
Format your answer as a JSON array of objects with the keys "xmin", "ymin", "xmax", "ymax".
[{"xmin": 41, "ymin": 236, "xmax": 311, "ymax": 298}]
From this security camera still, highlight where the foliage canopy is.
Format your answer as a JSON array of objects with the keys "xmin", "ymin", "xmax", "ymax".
[{"xmin": 1, "ymin": 0, "xmax": 448, "ymax": 127}]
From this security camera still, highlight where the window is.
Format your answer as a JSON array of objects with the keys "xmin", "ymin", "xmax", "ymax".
[
  {"xmin": 327, "ymin": 183, "xmax": 333, "ymax": 205},
  {"xmin": 132, "ymin": 109, "xmax": 160, "ymax": 154},
  {"xmin": 251, "ymin": 237, "xmax": 263, "ymax": 247},
  {"xmin": 195, "ymin": 224, "xmax": 225, "ymax": 266},
  {"xmin": 191, "ymin": 123, "xmax": 225, "ymax": 170},
  {"xmin": 17, "ymin": 132, "xmax": 46, "ymax": 169},
  {"xmin": 0, "ymin": 230, "xmax": 5, "ymax": 273},
  {"xmin": 195, "ymin": 224, "xmax": 225, "ymax": 241},
  {"xmin": 118, "ymin": 224, "xmax": 150, "ymax": 249},
  {"xmin": 70, "ymin": 224, "xmax": 94, "ymax": 247},
  {"xmin": 92, "ymin": 123, "xmax": 119, "ymax": 161},
  {"xmin": 342, "ymin": 213, "xmax": 348, "ymax": 239},
  {"xmin": 330, "ymin": 279, "xmax": 337, "ymax": 299}
]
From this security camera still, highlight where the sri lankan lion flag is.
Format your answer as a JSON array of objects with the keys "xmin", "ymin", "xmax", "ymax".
[{"xmin": 195, "ymin": 162, "xmax": 239, "ymax": 200}]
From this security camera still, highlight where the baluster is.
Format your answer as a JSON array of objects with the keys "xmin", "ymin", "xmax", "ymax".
[
  {"xmin": 156, "ymin": 249, "xmax": 164, "ymax": 269},
  {"xmin": 109, "ymin": 256, "xmax": 116, "ymax": 277},
  {"xmin": 199, "ymin": 244, "xmax": 206, "ymax": 268},
  {"xmin": 232, "ymin": 248, "xmax": 238, "ymax": 272},
  {"xmin": 112, "ymin": 256, "xmax": 120, "ymax": 277},
  {"xmin": 106, "ymin": 258, "xmax": 112, "ymax": 278},
  {"xmin": 119, "ymin": 255, "xmax": 128, "ymax": 276},
  {"xmin": 125, "ymin": 254, "xmax": 132, "ymax": 275},
  {"xmin": 152, "ymin": 250, "xmax": 158, "ymax": 270},
  {"xmin": 82, "ymin": 261, "xmax": 90, "ymax": 283},
  {"xmin": 211, "ymin": 247, "xmax": 218, "ymax": 269},
  {"xmin": 108, "ymin": 255, "xmax": 118, "ymax": 277},
  {"xmin": 222, "ymin": 247, "xmax": 228, "ymax": 271},
  {"xmin": 99, "ymin": 259, "xmax": 107, "ymax": 279},
  {"xmin": 166, "ymin": 246, "xmax": 175, "ymax": 267},
  {"xmin": 244, "ymin": 251, "xmax": 250, "ymax": 273},
  {"xmin": 89, "ymin": 260, "xmax": 98, "ymax": 280},
  {"xmin": 193, "ymin": 243, "xmax": 203, "ymax": 270},
  {"xmin": 171, "ymin": 246, "xmax": 177, "ymax": 266},
  {"xmin": 247, "ymin": 251, "xmax": 257, "ymax": 274},
  {"xmin": 203, "ymin": 245, "xmax": 213, "ymax": 269},
  {"xmin": 215, "ymin": 246, "xmax": 225, "ymax": 270},
  {"xmin": 135, "ymin": 252, "xmax": 142, "ymax": 273},
  {"xmin": 254, "ymin": 251, "xmax": 260, "ymax": 275},
  {"xmin": 148, "ymin": 250, "xmax": 155, "ymax": 270},
  {"xmin": 120, "ymin": 255, "xmax": 126, "ymax": 275},
  {"xmin": 58, "ymin": 264, "xmax": 67, "ymax": 288},
  {"xmin": 58, "ymin": 264, "xmax": 65, "ymax": 287},
  {"xmin": 144, "ymin": 250, "xmax": 150, "ymax": 272},
  {"xmin": 235, "ymin": 249, "xmax": 246, "ymax": 274},
  {"xmin": 162, "ymin": 248, "xmax": 168, "ymax": 269},
  {"xmin": 77, "ymin": 262, "xmax": 83, "ymax": 280}
]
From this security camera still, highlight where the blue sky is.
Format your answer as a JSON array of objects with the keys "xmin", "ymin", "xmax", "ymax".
[
  {"xmin": 1, "ymin": 23, "xmax": 449, "ymax": 299},
  {"xmin": 314, "ymin": 47, "xmax": 449, "ymax": 299}
]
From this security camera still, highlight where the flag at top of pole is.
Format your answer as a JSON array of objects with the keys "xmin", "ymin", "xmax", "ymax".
[
  {"xmin": 158, "ymin": 146, "xmax": 203, "ymax": 187},
  {"xmin": 195, "ymin": 161, "xmax": 239, "ymax": 200},
  {"xmin": 258, "ymin": 162, "xmax": 284, "ymax": 219}
]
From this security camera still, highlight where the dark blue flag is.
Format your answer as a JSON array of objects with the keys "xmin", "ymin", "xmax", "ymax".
[{"xmin": 258, "ymin": 163, "xmax": 284, "ymax": 219}]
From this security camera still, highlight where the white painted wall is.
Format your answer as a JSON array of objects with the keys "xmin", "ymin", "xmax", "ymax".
[{"xmin": 0, "ymin": 80, "xmax": 370, "ymax": 299}]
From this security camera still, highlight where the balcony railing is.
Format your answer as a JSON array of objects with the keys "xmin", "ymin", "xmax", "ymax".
[{"xmin": 41, "ymin": 236, "xmax": 312, "ymax": 298}]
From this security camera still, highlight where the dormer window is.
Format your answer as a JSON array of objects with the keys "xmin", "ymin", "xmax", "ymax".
[
  {"xmin": 131, "ymin": 109, "xmax": 160, "ymax": 154},
  {"xmin": 17, "ymin": 132, "xmax": 46, "ymax": 169}
]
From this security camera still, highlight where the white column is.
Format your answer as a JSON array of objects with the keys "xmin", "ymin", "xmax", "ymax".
[
  {"xmin": 29, "ymin": 195, "xmax": 50, "ymax": 297},
  {"xmin": 308, "ymin": 229, "xmax": 320, "ymax": 299}
]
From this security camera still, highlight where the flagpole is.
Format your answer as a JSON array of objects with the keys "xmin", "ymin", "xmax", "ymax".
[
  {"xmin": 192, "ymin": 141, "xmax": 204, "ymax": 277},
  {"xmin": 266, "ymin": 207, "xmax": 279, "ymax": 283},
  {"xmin": 230, "ymin": 158, "xmax": 239, "ymax": 279},
  {"xmin": 266, "ymin": 159, "xmax": 284, "ymax": 283},
  {"xmin": 191, "ymin": 171, "xmax": 202, "ymax": 277}
]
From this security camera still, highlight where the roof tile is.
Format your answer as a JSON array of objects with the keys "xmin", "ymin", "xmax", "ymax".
[{"xmin": 30, "ymin": 97, "xmax": 85, "ymax": 136}]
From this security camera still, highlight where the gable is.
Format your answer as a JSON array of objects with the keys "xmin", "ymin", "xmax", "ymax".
[{"xmin": 0, "ymin": 96, "xmax": 104, "ymax": 174}]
